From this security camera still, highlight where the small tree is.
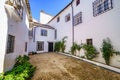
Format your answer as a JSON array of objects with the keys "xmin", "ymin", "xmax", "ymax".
[
  {"xmin": 101, "ymin": 38, "xmax": 114, "ymax": 65},
  {"xmin": 61, "ymin": 36, "xmax": 67, "ymax": 52},
  {"xmin": 70, "ymin": 43, "xmax": 81, "ymax": 55},
  {"xmin": 54, "ymin": 41, "xmax": 61, "ymax": 52},
  {"xmin": 82, "ymin": 44, "xmax": 98, "ymax": 60},
  {"xmin": 70, "ymin": 43, "xmax": 78, "ymax": 55},
  {"xmin": 54, "ymin": 36, "xmax": 67, "ymax": 53},
  {"xmin": 77, "ymin": 44, "xmax": 81, "ymax": 53}
]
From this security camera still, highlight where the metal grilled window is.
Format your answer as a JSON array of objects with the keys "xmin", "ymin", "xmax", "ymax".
[
  {"xmin": 37, "ymin": 41, "xmax": 44, "ymax": 51},
  {"xmin": 93, "ymin": 0, "xmax": 113, "ymax": 17},
  {"xmin": 65, "ymin": 13, "xmax": 70, "ymax": 22},
  {"xmin": 74, "ymin": 12, "xmax": 82, "ymax": 26},
  {"xmin": 7, "ymin": 35, "xmax": 15, "ymax": 53}
]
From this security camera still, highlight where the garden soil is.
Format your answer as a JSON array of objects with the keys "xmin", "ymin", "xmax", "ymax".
[{"xmin": 29, "ymin": 53, "xmax": 120, "ymax": 80}]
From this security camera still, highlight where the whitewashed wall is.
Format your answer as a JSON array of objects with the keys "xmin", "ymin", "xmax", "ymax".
[
  {"xmin": 29, "ymin": 26, "xmax": 55, "ymax": 53},
  {"xmin": 40, "ymin": 11, "xmax": 53, "ymax": 24},
  {"xmin": 49, "ymin": 5, "xmax": 73, "ymax": 53},
  {"xmin": 49, "ymin": 0, "xmax": 120, "ymax": 67},
  {"xmin": 1, "ymin": 0, "xmax": 29, "ymax": 72},
  {"xmin": 0, "ymin": 0, "xmax": 8, "ymax": 73},
  {"xmin": 73, "ymin": 0, "xmax": 120, "ymax": 67}
]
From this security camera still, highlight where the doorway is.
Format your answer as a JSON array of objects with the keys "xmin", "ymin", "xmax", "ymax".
[{"xmin": 48, "ymin": 42, "xmax": 53, "ymax": 52}]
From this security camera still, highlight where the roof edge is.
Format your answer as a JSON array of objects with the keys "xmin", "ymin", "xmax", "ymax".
[{"xmin": 48, "ymin": 0, "xmax": 73, "ymax": 23}]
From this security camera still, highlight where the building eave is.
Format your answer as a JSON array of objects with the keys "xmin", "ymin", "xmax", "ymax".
[{"xmin": 48, "ymin": 0, "xmax": 74, "ymax": 23}]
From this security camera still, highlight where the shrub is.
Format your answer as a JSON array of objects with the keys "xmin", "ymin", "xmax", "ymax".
[
  {"xmin": 101, "ymin": 38, "xmax": 114, "ymax": 65},
  {"xmin": 70, "ymin": 43, "xmax": 78, "ymax": 55},
  {"xmin": 61, "ymin": 36, "xmax": 67, "ymax": 52},
  {"xmin": 32, "ymin": 52, "xmax": 37, "ymax": 55},
  {"xmin": 70, "ymin": 43, "xmax": 81, "ymax": 55},
  {"xmin": 82, "ymin": 44, "xmax": 98, "ymax": 60},
  {"xmin": 1, "ymin": 55, "xmax": 35, "ymax": 80},
  {"xmin": 54, "ymin": 36, "xmax": 67, "ymax": 53},
  {"xmin": 0, "ymin": 73, "xmax": 4, "ymax": 80},
  {"xmin": 54, "ymin": 41, "xmax": 61, "ymax": 52}
]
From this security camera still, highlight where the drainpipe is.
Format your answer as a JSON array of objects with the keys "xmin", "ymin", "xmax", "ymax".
[{"xmin": 71, "ymin": 1, "xmax": 74, "ymax": 45}]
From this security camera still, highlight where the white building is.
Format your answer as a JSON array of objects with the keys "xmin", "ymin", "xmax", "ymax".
[
  {"xmin": 1, "ymin": 0, "xmax": 120, "ymax": 73},
  {"xmin": 48, "ymin": 0, "xmax": 120, "ymax": 67},
  {"xmin": 40, "ymin": 10, "xmax": 53, "ymax": 24},
  {"xmin": 28, "ymin": 11, "xmax": 55, "ymax": 53},
  {"xmin": 0, "ymin": 0, "xmax": 32, "ymax": 72},
  {"xmin": 29, "ymin": 24, "xmax": 56, "ymax": 53}
]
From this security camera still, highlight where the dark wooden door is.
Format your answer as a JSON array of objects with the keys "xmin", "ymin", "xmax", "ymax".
[{"xmin": 48, "ymin": 42, "xmax": 53, "ymax": 52}]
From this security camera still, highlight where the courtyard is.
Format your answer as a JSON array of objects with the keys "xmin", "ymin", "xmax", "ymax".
[{"xmin": 29, "ymin": 53, "xmax": 120, "ymax": 80}]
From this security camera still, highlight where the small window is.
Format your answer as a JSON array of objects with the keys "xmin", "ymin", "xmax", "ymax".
[
  {"xmin": 37, "ymin": 41, "xmax": 44, "ymax": 51},
  {"xmin": 7, "ymin": 35, "xmax": 15, "ymax": 53},
  {"xmin": 55, "ymin": 29, "xmax": 57, "ymax": 39},
  {"xmin": 41, "ymin": 29, "xmax": 47, "ymax": 36},
  {"xmin": 86, "ymin": 39, "xmax": 93, "ymax": 45},
  {"xmin": 25, "ymin": 42, "xmax": 27, "ymax": 52},
  {"xmin": 74, "ymin": 12, "xmax": 82, "ymax": 26},
  {"xmin": 57, "ymin": 17, "xmax": 60, "ymax": 22},
  {"xmin": 93, "ymin": 0, "xmax": 113, "ymax": 17},
  {"xmin": 76, "ymin": 0, "xmax": 80, "ymax": 6},
  {"xmin": 29, "ymin": 29, "xmax": 33, "ymax": 37},
  {"xmin": 65, "ymin": 14, "xmax": 70, "ymax": 22}
]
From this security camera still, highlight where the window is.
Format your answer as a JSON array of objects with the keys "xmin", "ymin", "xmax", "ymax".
[
  {"xmin": 37, "ymin": 41, "xmax": 44, "ymax": 51},
  {"xmin": 41, "ymin": 29, "xmax": 47, "ymax": 36},
  {"xmin": 57, "ymin": 17, "xmax": 60, "ymax": 22},
  {"xmin": 74, "ymin": 12, "xmax": 82, "ymax": 26},
  {"xmin": 55, "ymin": 29, "xmax": 57, "ymax": 39},
  {"xmin": 7, "ymin": 35, "xmax": 15, "ymax": 53},
  {"xmin": 86, "ymin": 39, "xmax": 93, "ymax": 45},
  {"xmin": 25, "ymin": 42, "xmax": 27, "ymax": 52},
  {"xmin": 93, "ymin": 0, "xmax": 113, "ymax": 17},
  {"xmin": 76, "ymin": 0, "xmax": 80, "ymax": 6},
  {"xmin": 65, "ymin": 13, "xmax": 70, "ymax": 22},
  {"xmin": 29, "ymin": 29, "xmax": 33, "ymax": 38}
]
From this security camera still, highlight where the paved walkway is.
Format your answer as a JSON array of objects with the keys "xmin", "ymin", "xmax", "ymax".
[{"xmin": 29, "ymin": 53, "xmax": 120, "ymax": 80}]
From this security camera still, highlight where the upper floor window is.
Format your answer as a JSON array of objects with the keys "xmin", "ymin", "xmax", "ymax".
[
  {"xmin": 76, "ymin": 0, "xmax": 80, "ymax": 6},
  {"xmin": 93, "ymin": 0, "xmax": 113, "ymax": 17},
  {"xmin": 65, "ymin": 13, "xmax": 70, "ymax": 22},
  {"xmin": 74, "ymin": 12, "xmax": 82, "ymax": 26},
  {"xmin": 57, "ymin": 17, "xmax": 60, "ymax": 22},
  {"xmin": 41, "ymin": 29, "xmax": 47, "ymax": 36},
  {"xmin": 7, "ymin": 35, "xmax": 15, "ymax": 53},
  {"xmin": 29, "ymin": 29, "xmax": 33, "ymax": 37}
]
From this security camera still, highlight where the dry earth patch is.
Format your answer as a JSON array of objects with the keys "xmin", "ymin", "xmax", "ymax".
[{"xmin": 29, "ymin": 53, "xmax": 120, "ymax": 80}]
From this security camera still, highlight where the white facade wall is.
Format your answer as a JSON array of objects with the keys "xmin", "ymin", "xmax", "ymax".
[
  {"xmin": 29, "ymin": 27, "xmax": 55, "ymax": 53},
  {"xmin": 40, "ymin": 11, "xmax": 53, "ymax": 24},
  {"xmin": 49, "ymin": 6, "xmax": 73, "ymax": 52},
  {"xmin": 48, "ymin": 0, "xmax": 120, "ymax": 67},
  {"xmin": 0, "ymin": 0, "xmax": 29, "ymax": 72},
  {"xmin": 73, "ymin": 0, "xmax": 120, "ymax": 66},
  {"xmin": 0, "ymin": 0, "xmax": 8, "ymax": 72}
]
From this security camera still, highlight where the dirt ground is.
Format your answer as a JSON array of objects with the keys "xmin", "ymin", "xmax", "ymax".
[{"xmin": 29, "ymin": 53, "xmax": 120, "ymax": 80}]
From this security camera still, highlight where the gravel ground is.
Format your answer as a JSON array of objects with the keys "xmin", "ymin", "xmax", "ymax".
[{"xmin": 29, "ymin": 52, "xmax": 120, "ymax": 80}]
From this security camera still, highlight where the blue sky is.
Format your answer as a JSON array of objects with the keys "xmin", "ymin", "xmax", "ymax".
[{"xmin": 29, "ymin": 0, "xmax": 72, "ymax": 21}]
